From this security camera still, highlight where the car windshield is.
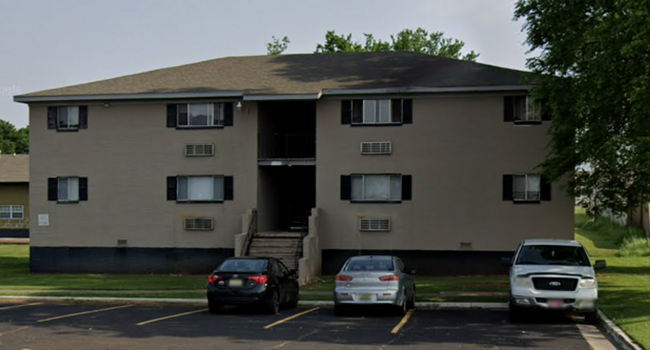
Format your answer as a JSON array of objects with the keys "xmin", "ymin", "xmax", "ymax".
[
  {"xmin": 217, "ymin": 259, "xmax": 267, "ymax": 272},
  {"xmin": 516, "ymin": 245, "xmax": 591, "ymax": 266},
  {"xmin": 344, "ymin": 259, "xmax": 394, "ymax": 272}
]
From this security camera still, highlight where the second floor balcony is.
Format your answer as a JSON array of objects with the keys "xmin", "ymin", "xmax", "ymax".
[{"xmin": 258, "ymin": 133, "xmax": 316, "ymax": 161}]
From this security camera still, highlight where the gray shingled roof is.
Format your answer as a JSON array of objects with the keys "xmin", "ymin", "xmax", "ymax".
[
  {"xmin": 0, "ymin": 154, "xmax": 29, "ymax": 183},
  {"xmin": 17, "ymin": 52, "xmax": 531, "ymax": 100}
]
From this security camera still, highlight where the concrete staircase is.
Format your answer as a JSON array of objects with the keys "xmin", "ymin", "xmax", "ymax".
[{"xmin": 247, "ymin": 231, "xmax": 303, "ymax": 270}]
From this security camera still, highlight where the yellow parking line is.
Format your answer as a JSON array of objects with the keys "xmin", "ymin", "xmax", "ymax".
[
  {"xmin": 136, "ymin": 308, "xmax": 208, "ymax": 326},
  {"xmin": 37, "ymin": 304, "xmax": 134, "ymax": 323},
  {"xmin": 0, "ymin": 302, "xmax": 43, "ymax": 311},
  {"xmin": 391, "ymin": 309, "xmax": 415, "ymax": 334},
  {"xmin": 263, "ymin": 307, "xmax": 320, "ymax": 329}
]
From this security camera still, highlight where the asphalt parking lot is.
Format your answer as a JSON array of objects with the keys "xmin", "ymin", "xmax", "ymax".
[{"xmin": 0, "ymin": 301, "xmax": 617, "ymax": 350}]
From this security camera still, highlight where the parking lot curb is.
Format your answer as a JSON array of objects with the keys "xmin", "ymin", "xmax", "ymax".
[
  {"xmin": 598, "ymin": 310, "xmax": 644, "ymax": 350},
  {"xmin": 0, "ymin": 296, "xmax": 508, "ymax": 310}
]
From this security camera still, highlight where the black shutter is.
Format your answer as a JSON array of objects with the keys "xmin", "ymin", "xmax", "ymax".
[
  {"xmin": 341, "ymin": 100, "xmax": 352, "ymax": 125},
  {"xmin": 224, "ymin": 103, "xmax": 234, "ymax": 126},
  {"xmin": 340, "ymin": 175, "xmax": 351, "ymax": 200},
  {"xmin": 79, "ymin": 177, "xmax": 88, "ymax": 201},
  {"xmin": 540, "ymin": 176, "xmax": 551, "ymax": 201},
  {"xmin": 224, "ymin": 176, "xmax": 234, "ymax": 200},
  {"xmin": 401, "ymin": 175, "xmax": 412, "ymax": 200},
  {"xmin": 391, "ymin": 99, "xmax": 402, "ymax": 123},
  {"xmin": 167, "ymin": 177, "xmax": 177, "ymax": 201},
  {"xmin": 48, "ymin": 178, "xmax": 58, "ymax": 201},
  {"xmin": 503, "ymin": 175, "xmax": 514, "ymax": 201},
  {"xmin": 79, "ymin": 106, "xmax": 88, "ymax": 129},
  {"xmin": 166, "ymin": 105, "xmax": 177, "ymax": 128},
  {"xmin": 402, "ymin": 99, "xmax": 413, "ymax": 124},
  {"xmin": 48, "ymin": 107, "xmax": 57, "ymax": 129},
  {"xmin": 504, "ymin": 96, "xmax": 514, "ymax": 122},
  {"xmin": 352, "ymin": 100, "xmax": 363, "ymax": 123}
]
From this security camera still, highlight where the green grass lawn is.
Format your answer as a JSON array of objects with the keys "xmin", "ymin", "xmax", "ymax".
[
  {"xmin": 0, "ymin": 245, "xmax": 206, "ymax": 291},
  {"xmin": 575, "ymin": 210, "xmax": 650, "ymax": 349}
]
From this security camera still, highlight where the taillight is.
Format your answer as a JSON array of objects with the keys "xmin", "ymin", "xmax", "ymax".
[
  {"xmin": 379, "ymin": 275, "xmax": 399, "ymax": 281},
  {"xmin": 208, "ymin": 275, "xmax": 223, "ymax": 284},
  {"xmin": 336, "ymin": 275, "xmax": 353, "ymax": 282},
  {"xmin": 248, "ymin": 275, "xmax": 269, "ymax": 284}
]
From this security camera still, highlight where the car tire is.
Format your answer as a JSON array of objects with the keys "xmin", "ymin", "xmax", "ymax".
[
  {"xmin": 584, "ymin": 310, "xmax": 599, "ymax": 325},
  {"xmin": 406, "ymin": 289, "xmax": 416, "ymax": 310},
  {"xmin": 288, "ymin": 292, "xmax": 299, "ymax": 309},
  {"xmin": 208, "ymin": 298, "xmax": 222, "ymax": 314},
  {"xmin": 395, "ymin": 293, "xmax": 408, "ymax": 316},
  {"xmin": 266, "ymin": 289, "xmax": 281, "ymax": 315}
]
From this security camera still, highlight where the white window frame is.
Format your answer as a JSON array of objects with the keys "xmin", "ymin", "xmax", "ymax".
[
  {"xmin": 177, "ymin": 103, "xmax": 224, "ymax": 128},
  {"xmin": 0, "ymin": 205, "xmax": 24, "ymax": 220},
  {"xmin": 353, "ymin": 99, "xmax": 399, "ymax": 125},
  {"xmin": 176, "ymin": 175, "xmax": 224, "ymax": 202},
  {"xmin": 57, "ymin": 106, "xmax": 80, "ymax": 130},
  {"xmin": 514, "ymin": 96, "xmax": 541, "ymax": 123},
  {"xmin": 351, "ymin": 174, "xmax": 402, "ymax": 202},
  {"xmin": 57, "ymin": 177, "xmax": 80, "ymax": 202},
  {"xmin": 513, "ymin": 174, "xmax": 541, "ymax": 201}
]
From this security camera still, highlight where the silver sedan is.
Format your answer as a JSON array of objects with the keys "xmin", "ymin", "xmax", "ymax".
[{"xmin": 333, "ymin": 255, "xmax": 416, "ymax": 315}]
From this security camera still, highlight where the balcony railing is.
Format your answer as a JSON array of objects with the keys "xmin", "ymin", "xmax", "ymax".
[{"xmin": 258, "ymin": 133, "xmax": 315, "ymax": 159}]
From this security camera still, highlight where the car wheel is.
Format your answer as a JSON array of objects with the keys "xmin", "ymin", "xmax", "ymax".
[
  {"xmin": 406, "ymin": 288, "xmax": 416, "ymax": 310},
  {"xmin": 266, "ymin": 289, "xmax": 281, "ymax": 315},
  {"xmin": 208, "ymin": 298, "xmax": 222, "ymax": 314},
  {"xmin": 584, "ymin": 310, "xmax": 599, "ymax": 325},
  {"xmin": 395, "ymin": 293, "xmax": 408, "ymax": 316}
]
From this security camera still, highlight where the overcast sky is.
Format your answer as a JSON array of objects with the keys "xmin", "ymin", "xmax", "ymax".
[{"xmin": 0, "ymin": 0, "xmax": 533, "ymax": 128}]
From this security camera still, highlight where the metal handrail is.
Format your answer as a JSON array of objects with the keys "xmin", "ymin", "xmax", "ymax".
[
  {"xmin": 240, "ymin": 209, "xmax": 257, "ymax": 257},
  {"xmin": 258, "ymin": 133, "xmax": 316, "ymax": 159},
  {"xmin": 293, "ymin": 213, "xmax": 310, "ymax": 265}
]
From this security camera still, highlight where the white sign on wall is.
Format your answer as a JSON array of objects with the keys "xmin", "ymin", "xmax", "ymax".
[{"xmin": 38, "ymin": 214, "xmax": 49, "ymax": 227}]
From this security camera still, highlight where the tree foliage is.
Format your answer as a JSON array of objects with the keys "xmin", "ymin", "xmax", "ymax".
[
  {"xmin": 515, "ymin": 0, "xmax": 650, "ymax": 215},
  {"xmin": 0, "ymin": 120, "xmax": 29, "ymax": 154},
  {"xmin": 314, "ymin": 28, "xmax": 479, "ymax": 61},
  {"xmin": 267, "ymin": 36, "xmax": 290, "ymax": 55}
]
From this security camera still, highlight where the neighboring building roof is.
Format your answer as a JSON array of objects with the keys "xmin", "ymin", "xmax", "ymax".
[
  {"xmin": 0, "ymin": 154, "xmax": 29, "ymax": 183},
  {"xmin": 15, "ymin": 52, "xmax": 533, "ymax": 102}
]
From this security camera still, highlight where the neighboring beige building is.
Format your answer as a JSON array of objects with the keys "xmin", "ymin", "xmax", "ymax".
[
  {"xmin": 0, "ymin": 154, "xmax": 29, "ymax": 237},
  {"xmin": 15, "ymin": 52, "xmax": 573, "ymax": 276}
]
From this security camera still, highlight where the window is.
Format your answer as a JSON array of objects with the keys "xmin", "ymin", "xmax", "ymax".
[
  {"xmin": 351, "ymin": 174, "xmax": 402, "ymax": 201},
  {"xmin": 514, "ymin": 96, "xmax": 541, "ymax": 122},
  {"xmin": 58, "ymin": 177, "xmax": 79, "ymax": 202},
  {"xmin": 513, "ymin": 174, "xmax": 540, "ymax": 201},
  {"xmin": 177, "ymin": 103, "xmax": 224, "ymax": 127},
  {"xmin": 0, "ymin": 205, "xmax": 24, "ymax": 220},
  {"xmin": 342, "ymin": 99, "xmax": 412, "ymax": 125},
  {"xmin": 47, "ymin": 106, "xmax": 88, "ymax": 131},
  {"xmin": 177, "ymin": 176, "xmax": 224, "ymax": 202}
]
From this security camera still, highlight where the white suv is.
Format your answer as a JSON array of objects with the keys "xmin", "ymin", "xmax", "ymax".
[{"xmin": 503, "ymin": 239, "xmax": 606, "ymax": 324}]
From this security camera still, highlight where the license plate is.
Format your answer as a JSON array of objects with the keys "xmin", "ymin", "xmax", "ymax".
[
  {"xmin": 548, "ymin": 299, "xmax": 563, "ymax": 309},
  {"xmin": 357, "ymin": 294, "xmax": 373, "ymax": 301},
  {"xmin": 228, "ymin": 279, "xmax": 243, "ymax": 287}
]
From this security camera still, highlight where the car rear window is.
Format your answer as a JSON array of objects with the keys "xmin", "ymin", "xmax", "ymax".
[
  {"xmin": 217, "ymin": 259, "xmax": 267, "ymax": 272},
  {"xmin": 515, "ymin": 245, "xmax": 591, "ymax": 266},
  {"xmin": 344, "ymin": 259, "xmax": 394, "ymax": 272}
]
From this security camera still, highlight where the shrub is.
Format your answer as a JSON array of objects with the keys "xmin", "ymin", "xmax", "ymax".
[{"xmin": 619, "ymin": 237, "xmax": 650, "ymax": 257}]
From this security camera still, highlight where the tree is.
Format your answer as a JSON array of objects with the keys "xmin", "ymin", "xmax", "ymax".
[
  {"xmin": 314, "ymin": 28, "xmax": 479, "ymax": 61},
  {"xmin": 515, "ymin": 0, "xmax": 650, "ymax": 216},
  {"xmin": 0, "ymin": 120, "xmax": 29, "ymax": 154},
  {"xmin": 267, "ymin": 36, "xmax": 290, "ymax": 55}
]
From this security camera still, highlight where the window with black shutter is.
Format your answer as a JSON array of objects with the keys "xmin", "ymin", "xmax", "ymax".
[
  {"xmin": 167, "ymin": 102, "xmax": 234, "ymax": 129},
  {"xmin": 169, "ymin": 175, "xmax": 233, "ymax": 202},
  {"xmin": 341, "ymin": 99, "xmax": 412, "ymax": 126},
  {"xmin": 504, "ymin": 96, "xmax": 544, "ymax": 124},
  {"xmin": 342, "ymin": 174, "xmax": 409, "ymax": 202},
  {"xmin": 503, "ymin": 174, "xmax": 550, "ymax": 203},
  {"xmin": 47, "ymin": 106, "xmax": 88, "ymax": 131},
  {"xmin": 48, "ymin": 177, "xmax": 86, "ymax": 203}
]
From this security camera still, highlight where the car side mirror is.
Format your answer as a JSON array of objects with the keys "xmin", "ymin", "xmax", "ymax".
[
  {"xmin": 594, "ymin": 260, "xmax": 606, "ymax": 270},
  {"xmin": 407, "ymin": 269, "xmax": 417, "ymax": 275},
  {"xmin": 501, "ymin": 257, "xmax": 512, "ymax": 267}
]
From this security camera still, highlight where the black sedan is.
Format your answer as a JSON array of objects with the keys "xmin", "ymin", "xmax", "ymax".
[{"xmin": 206, "ymin": 257, "xmax": 299, "ymax": 314}]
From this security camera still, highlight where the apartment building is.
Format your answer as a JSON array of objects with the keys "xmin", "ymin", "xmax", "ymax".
[
  {"xmin": 14, "ymin": 52, "xmax": 574, "ymax": 278},
  {"xmin": 0, "ymin": 154, "xmax": 29, "ymax": 237}
]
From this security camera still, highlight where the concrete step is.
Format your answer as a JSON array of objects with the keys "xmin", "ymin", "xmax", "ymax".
[
  {"xmin": 256, "ymin": 231, "xmax": 303, "ymax": 238},
  {"xmin": 250, "ymin": 239, "xmax": 301, "ymax": 246}
]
